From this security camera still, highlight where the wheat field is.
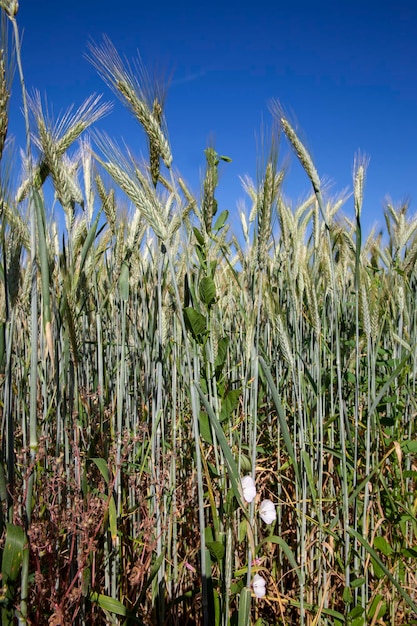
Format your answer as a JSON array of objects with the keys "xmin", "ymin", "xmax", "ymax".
[{"xmin": 0, "ymin": 5, "xmax": 416, "ymax": 625}]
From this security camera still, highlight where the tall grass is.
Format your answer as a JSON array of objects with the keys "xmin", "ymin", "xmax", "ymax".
[{"xmin": 0, "ymin": 8, "xmax": 417, "ymax": 625}]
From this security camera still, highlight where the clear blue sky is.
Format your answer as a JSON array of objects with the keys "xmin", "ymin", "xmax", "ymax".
[{"xmin": 8, "ymin": 0, "xmax": 417, "ymax": 237}]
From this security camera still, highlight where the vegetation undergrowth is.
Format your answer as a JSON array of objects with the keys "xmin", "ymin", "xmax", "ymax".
[{"xmin": 0, "ymin": 4, "xmax": 416, "ymax": 625}]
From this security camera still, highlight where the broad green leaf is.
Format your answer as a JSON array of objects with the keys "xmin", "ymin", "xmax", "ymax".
[
  {"xmin": 183, "ymin": 307, "xmax": 207, "ymax": 341},
  {"xmin": 402, "ymin": 547, "xmax": 417, "ymax": 558},
  {"xmin": 195, "ymin": 243, "xmax": 207, "ymax": 270},
  {"xmin": 2, "ymin": 523, "xmax": 26, "ymax": 584},
  {"xmin": 199, "ymin": 276, "xmax": 216, "ymax": 307},
  {"xmin": 199, "ymin": 411, "xmax": 213, "ymax": 445},
  {"xmin": 193, "ymin": 227, "xmax": 205, "ymax": 246},
  {"xmin": 401, "ymin": 440, "xmax": 417, "ymax": 454},
  {"xmin": 214, "ymin": 337, "xmax": 229, "ymax": 374},
  {"xmin": 89, "ymin": 458, "xmax": 110, "ymax": 484},
  {"xmin": 368, "ymin": 354, "xmax": 410, "ymax": 417},
  {"xmin": 371, "ymin": 556, "xmax": 385, "ymax": 579},
  {"xmin": 348, "ymin": 606, "xmax": 365, "ymax": 619},
  {"xmin": 347, "ymin": 605, "xmax": 365, "ymax": 626},
  {"xmin": 206, "ymin": 541, "xmax": 225, "ymax": 563},
  {"xmin": 343, "ymin": 586, "xmax": 353, "ymax": 603},
  {"xmin": 220, "ymin": 388, "xmax": 241, "ymax": 422},
  {"xmin": 373, "ymin": 536, "xmax": 393, "ymax": 556},
  {"xmin": 1, "ymin": 524, "xmax": 28, "ymax": 625},
  {"xmin": 213, "ymin": 209, "xmax": 229, "ymax": 231}
]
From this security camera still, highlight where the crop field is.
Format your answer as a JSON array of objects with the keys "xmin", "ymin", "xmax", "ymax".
[{"xmin": 0, "ymin": 3, "xmax": 416, "ymax": 625}]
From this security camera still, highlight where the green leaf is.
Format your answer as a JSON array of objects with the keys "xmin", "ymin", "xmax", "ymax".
[
  {"xmin": 136, "ymin": 552, "xmax": 164, "ymax": 606},
  {"xmin": 199, "ymin": 411, "xmax": 213, "ymax": 445},
  {"xmin": 193, "ymin": 227, "xmax": 205, "ymax": 246},
  {"xmin": 108, "ymin": 495, "xmax": 118, "ymax": 546},
  {"xmin": 34, "ymin": 190, "xmax": 52, "ymax": 337},
  {"xmin": 371, "ymin": 556, "xmax": 385, "ymax": 579},
  {"xmin": 2, "ymin": 523, "xmax": 26, "ymax": 584},
  {"xmin": 79, "ymin": 206, "xmax": 103, "ymax": 277},
  {"xmin": 349, "ymin": 528, "xmax": 417, "ymax": 614},
  {"xmin": 119, "ymin": 260, "xmax": 130, "ymax": 302},
  {"xmin": 90, "ymin": 593, "xmax": 127, "ymax": 616},
  {"xmin": 199, "ymin": 276, "xmax": 216, "ymax": 307},
  {"xmin": 259, "ymin": 356, "xmax": 301, "ymax": 488},
  {"xmin": 195, "ymin": 384, "xmax": 247, "ymax": 514},
  {"xmin": 214, "ymin": 337, "xmax": 229, "ymax": 375},
  {"xmin": 183, "ymin": 307, "xmax": 207, "ymax": 341},
  {"xmin": 89, "ymin": 458, "xmax": 110, "ymax": 484},
  {"xmin": 401, "ymin": 547, "xmax": 417, "ymax": 558},
  {"xmin": 401, "ymin": 440, "xmax": 417, "ymax": 454},
  {"xmin": 347, "ymin": 605, "xmax": 365, "ymax": 619},
  {"xmin": 343, "ymin": 586, "xmax": 353, "ymax": 603},
  {"xmin": 220, "ymin": 388, "xmax": 241, "ymax": 422},
  {"xmin": 259, "ymin": 535, "xmax": 303, "ymax": 584},
  {"xmin": 367, "ymin": 594, "xmax": 386, "ymax": 620},
  {"xmin": 373, "ymin": 536, "xmax": 393, "ymax": 556},
  {"xmin": 345, "ymin": 371, "xmax": 356, "ymax": 384},
  {"xmin": 213, "ymin": 209, "xmax": 229, "ymax": 231},
  {"xmin": 238, "ymin": 587, "xmax": 251, "ymax": 626},
  {"xmin": 206, "ymin": 541, "xmax": 225, "ymax": 562}
]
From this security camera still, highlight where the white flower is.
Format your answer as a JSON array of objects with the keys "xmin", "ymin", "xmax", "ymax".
[
  {"xmin": 252, "ymin": 573, "xmax": 266, "ymax": 598},
  {"xmin": 259, "ymin": 499, "xmax": 276, "ymax": 524},
  {"xmin": 241, "ymin": 475, "xmax": 256, "ymax": 503}
]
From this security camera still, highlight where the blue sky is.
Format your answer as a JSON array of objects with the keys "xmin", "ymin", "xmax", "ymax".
[{"xmin": 8, "ymin": 0, "xmax": 417, "ymax": 238}]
